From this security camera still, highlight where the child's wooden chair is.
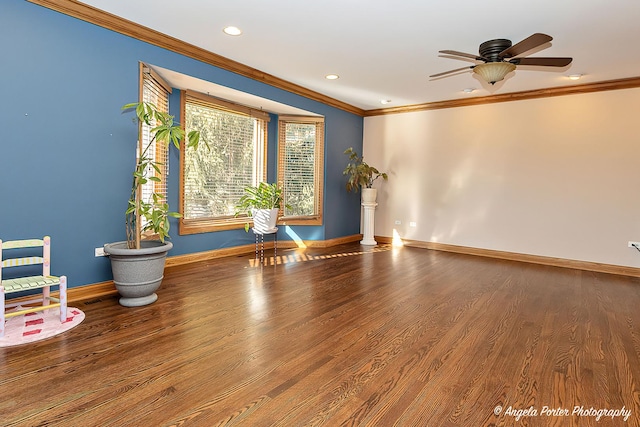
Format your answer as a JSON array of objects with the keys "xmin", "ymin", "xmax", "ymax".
[{"xmin": 0, "ymin": 236, "xmax": 67, "ymax": 337}]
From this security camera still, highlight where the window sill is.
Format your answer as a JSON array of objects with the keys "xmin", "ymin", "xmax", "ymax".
[
  {"xmin": 280, "ymin": 216, "xmax": 323, "ymax": 226},
  {"xmin": 179, "ymin": 217, "xmax": 247, "ymax": 235},
  {"xmin": 179, "ymin": 215, "xmax": 323, "ymax": 234}
]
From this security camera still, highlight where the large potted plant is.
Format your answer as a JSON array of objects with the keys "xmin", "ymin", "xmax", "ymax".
[
  {"xmin": 104, "ymin": 102, "xmax": 202, "ymax": 307},
  {"xmin": 235, "ymin": 182, "xmax": 290, "ymax": 233},
  {"xmin": 343, "ymin": 147, "xmax": 388, "ymax": 203}
]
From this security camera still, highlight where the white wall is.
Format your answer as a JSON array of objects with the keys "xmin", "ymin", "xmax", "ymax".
[{"xmin": 363, "ymin": 88, "xmax": 640, "ymax": 268}]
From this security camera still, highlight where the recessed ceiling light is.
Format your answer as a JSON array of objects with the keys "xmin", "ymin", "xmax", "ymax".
[
  {"xmin": 568, "ymin": 74, "xmax": 583, "ymax": 80},
  {"xmin": 223, "ymin": 26, "xmax": 242, "ymax": 36},
  {"xmin": 325, "ymin": 74, "xmax": 339, "ymax": 80},
  {"xmin": 462, "ymin": 88, "xmax": 476, "ymax": 93},
  {"xmin": 380, "ymin": 99, "xmax": 392, "ymax": 105}
]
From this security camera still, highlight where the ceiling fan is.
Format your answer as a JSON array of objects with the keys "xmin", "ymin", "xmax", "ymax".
[{"xmin": 430, "ymin": 33, "xmax": 572, "ymax": 85}]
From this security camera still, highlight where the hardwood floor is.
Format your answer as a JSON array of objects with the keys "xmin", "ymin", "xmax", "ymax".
[{"xmin": 2, "ymin": 243, "xmax": 640, "ymax": 426}]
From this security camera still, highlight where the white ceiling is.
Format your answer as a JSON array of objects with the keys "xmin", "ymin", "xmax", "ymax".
[{"xmin": 80, "ymin": 0, "xmax": 640, "ymax": 111}]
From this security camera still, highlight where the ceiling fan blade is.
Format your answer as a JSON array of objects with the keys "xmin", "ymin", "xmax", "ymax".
[
  {"xmin": 439, "ymin": 50, "xmax": 487, "ymax": 61},
  {"xmin": 500, "ymin": 33, "xmax": 553, "ymax": 58},
  {"xmin": 429, "ymin": 66, "xmax": 474, "ymax": 78},
  {"xmin": 513, "ymin": 57, "xmax": 573, "ymax": 67}
]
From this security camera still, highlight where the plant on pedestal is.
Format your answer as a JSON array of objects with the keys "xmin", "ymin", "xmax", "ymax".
[
  {"xmin": 343, "ymin": 147, "xmax": 388, "ymax": 202},
  {"xmin": 343, "ymin": 147, "xmax": 388, "ymax": 245}
]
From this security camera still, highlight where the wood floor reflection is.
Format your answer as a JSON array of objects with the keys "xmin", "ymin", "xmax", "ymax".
[{"xmin": 2, "ymin": 243, "xmax": 639, "ymax": 426}]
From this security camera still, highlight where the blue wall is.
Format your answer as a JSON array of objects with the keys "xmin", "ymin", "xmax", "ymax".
[{"xmin": 0, "ymin": 0, "xmax": 364, "ymax": 288}]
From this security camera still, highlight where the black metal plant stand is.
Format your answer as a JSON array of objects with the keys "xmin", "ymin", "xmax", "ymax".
[{"xmin": 253, "ymin": 227, "xmax": 277, "ymax": 266}]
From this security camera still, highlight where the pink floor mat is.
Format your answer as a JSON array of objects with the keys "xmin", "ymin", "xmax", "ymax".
[{"xmin": 0, "ymin": 306, "xmax": 85, "ymax": 348}]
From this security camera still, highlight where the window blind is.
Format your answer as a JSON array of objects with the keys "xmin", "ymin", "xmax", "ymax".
[
  {"xmin": 139, "ymin": 64, "xmax": 170, "ymax": 228},
  {"xmin": 182, "ymin": 93, "xmax": 267, "ymax": 221}
]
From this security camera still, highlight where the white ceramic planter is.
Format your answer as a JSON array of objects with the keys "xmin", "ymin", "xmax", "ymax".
[
  {"xmin": 361, "ymin": 188, "xmax": 377, "ymax": 204},
  {"xmin": 252, "ymin": 208, "xmax": 279, "ymax": 233}
]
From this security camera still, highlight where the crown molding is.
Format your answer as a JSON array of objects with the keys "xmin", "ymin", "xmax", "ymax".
[
  {"xmin": 27, "ymin": 1, "xmax": 640, "ymax": 118},
  {"xmin": 28, "ymin": 0, "xmax": 366, "ymax": 117},
  {"xmin": 364, "ymin": 76, "xmax": 640, "ymax": 116}
]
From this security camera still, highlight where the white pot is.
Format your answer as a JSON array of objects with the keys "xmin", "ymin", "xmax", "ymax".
[
  {"xmin": 252, "ymin": 208, "xmax": 279, "ymax": 233},
  {"xmin": 361, "ymin": 188, "xmax": 377, "ymax": 204}
]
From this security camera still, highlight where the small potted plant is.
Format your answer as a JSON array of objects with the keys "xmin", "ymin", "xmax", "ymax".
[
  {"xmin": 343, "ymin": 147, "xmax": 388, "ymax": 203},
  {"xmin": 104, "ymin": 102, "xmax": 202, "ymax": 307},
  {"xmin": 235, "ymin": 182, "xmax": 291, "ymax": 233}
]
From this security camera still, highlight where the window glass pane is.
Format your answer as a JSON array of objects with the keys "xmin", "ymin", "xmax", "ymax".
[
  {"xmin": 183, "ymin": 98, "xmax": 265, "ymax": 220},
  {"xmin": 283, "ymin": 122, "xmax": 316, "ymax": 216}
]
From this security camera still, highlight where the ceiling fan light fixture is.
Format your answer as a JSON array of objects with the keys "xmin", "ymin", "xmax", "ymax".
[
  {"xmin": 568, "ymin": 74, "xmax": 583, "ymax": 80},
  {"xmin": 473, "ymin": 62, "xmax": 516, "ymax": 85}
]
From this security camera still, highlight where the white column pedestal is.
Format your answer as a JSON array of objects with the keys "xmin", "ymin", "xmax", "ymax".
[{"xmin": 360, "ymin": 202, "xmax": 378, "ymax": 245}]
